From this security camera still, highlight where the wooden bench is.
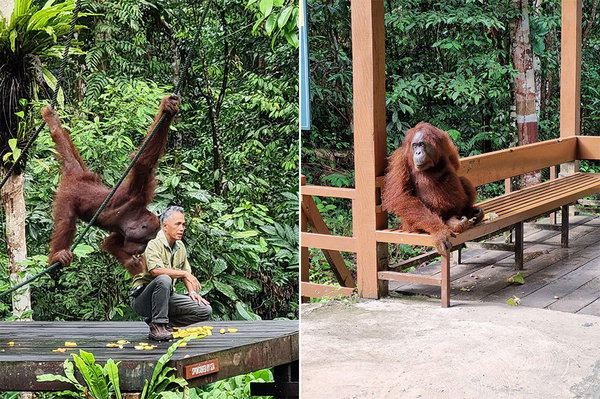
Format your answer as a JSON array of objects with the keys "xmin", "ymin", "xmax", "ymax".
[{"xmin": 376, "ymin": 135, "xmax": 600, "ymax": 307}]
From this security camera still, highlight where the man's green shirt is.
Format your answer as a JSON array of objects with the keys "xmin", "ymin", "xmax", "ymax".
[{"xmin": 132, "ymin": 229, "xmax": 192, "ymax": 288}]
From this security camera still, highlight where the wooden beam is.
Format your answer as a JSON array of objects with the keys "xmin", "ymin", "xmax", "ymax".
[
  {"xmin": 301, "ymin": 195, "xmax": 356, "ymax": 287},
  {"xmin": 351, "ymin": 0, "xmax": 388, "ymax": 299},
  {"xmin": 577, "ymin": 136, "xmax": 600, "ymax": 160},
  {"xmin": 457, "ymin": 137, "xmax": 577, "ymax": 187},
  {"xmin": 300, "ymin": 282, "xmax": 355, "ymax": 298},
  {"xmin": 378, "ymin": 271, "xmax": 441, "ymax": 286},
  {"xmin": 301, "ymin": 232, "xmax": 357, "ymax": 252},
  {"xmin": 560, "ymin": 0, "xmax": 582, "ymax": 137},
  {"xmin": 300, "ymin": 185, "xmax": 356, "ymax": 199}
]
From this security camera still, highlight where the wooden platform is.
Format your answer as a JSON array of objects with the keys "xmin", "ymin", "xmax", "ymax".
[
  {"xmin": 390, "ymin": 214, "xmax": 600, "ymax": 314},
  {"xmin": 0, "ymin": 320, "xmax": 298, "ymax": 392}
]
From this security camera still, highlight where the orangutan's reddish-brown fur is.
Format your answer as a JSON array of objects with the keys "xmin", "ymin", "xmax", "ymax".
[
  {"xmin": 41, "ymin": 94, "xmax": 179, "ymax": 275},
  {"xmin": 382, "ymin": 122, "xmax": 483, "ymax": 254}
]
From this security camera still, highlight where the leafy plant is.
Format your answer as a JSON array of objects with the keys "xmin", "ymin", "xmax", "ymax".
[
  {"xmin": 37, "ymin": 351, "xmax": 122, "ymax": 399},
  {"xmin": 140, "ymin": 337, "xmax": 193, "ymax": 399},
  {"xmin": 37, "ymin": 336, "xmax": 196, "ymax": 399},
  {"xmin": 247, "ymin": 0, "xmax": 299, "ymax": 48},
  {"xmin": 194, "ymin": 368, "xmax": 273, "ymax": 399}
]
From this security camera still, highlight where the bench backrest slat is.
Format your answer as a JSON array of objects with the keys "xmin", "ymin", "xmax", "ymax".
[
  {"xmin": 576, "ymin": 136, "xmax": 600, "ymax": 160},
  {"xmin": 458, "ymin": 137, "xmax": 578, "ymax": 187}
]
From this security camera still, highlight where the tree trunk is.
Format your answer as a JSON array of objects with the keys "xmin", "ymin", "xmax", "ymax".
[
  {"xmin": 511, "ymin": 0, "xmax": 541, "ymax": 187},
  {"xmin": 533, "ymin": 0, "xmax": 542, "ymax": 123},
  {"xmin": 1, "ymin": 169, "xmax": 31, "ymax": 320}
]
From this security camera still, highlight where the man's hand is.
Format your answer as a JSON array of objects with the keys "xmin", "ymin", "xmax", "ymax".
[
  {"xmin": 183, "ymin": 272, "xmax": 201, "ymax": 292},
  {"xmin": 189, "ymin": 291, "xmax": 210, "ymax": 306}
]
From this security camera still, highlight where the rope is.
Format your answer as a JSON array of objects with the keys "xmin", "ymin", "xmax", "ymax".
[
  {"xmin": 0, "ymin": 0, "xmax": 82, "ymax": 192},
  {"xmin": 1, "ymin": 0, "xmax": 214, "ymax": 299}
]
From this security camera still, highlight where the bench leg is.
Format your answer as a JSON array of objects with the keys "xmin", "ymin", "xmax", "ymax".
[
  {"xmin": 441, "ymin": 253, "xmax": 450, "ymax": 308},
  {"xmin": 514, "ymin": 222, "xmax": 524, "ymax": 270},
  {"xmin": 561, "ymin": 204, "xmax": 569, "ymax": 248},
  {"xmin": 452, "ymin": 248, "xmax": 462, "ymax": 265}
]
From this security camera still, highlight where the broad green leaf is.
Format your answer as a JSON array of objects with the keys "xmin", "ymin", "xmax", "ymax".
[
  {"xmin": 235, "ymin": 301, "xmax": 261, "ymax": 320},
  {"xmin": 146, "ymin": 337, "xmax": 192, "ymax": 397},
  {"xmin": 259, "ymin": 0, "xmax": 273, "ymax": 16},
  {"xmin": 37, "ymin": 374, "xmax": 76, "ymax": 384},
  {"xmin": 161, "ymin": 392, "xmax": 183, "ymax": 399},
  {"xmin": 42, "ymin": 66, "xmax": 64, "ymax": 106},
  {"xmin": 105, "ymin": 359, "xmax": 122, "ymax": 399},
  {"xmin": 277, "ymin": 6, "xmax": 293, "ymax": 29},
  {"xmin": 63, "ymin": 358, "xmax": 81, "ymax": 385},
  {"xmin": 214, "ymin": 280, "xmax": 238, "ymax": 300},
  {"xmin": 212, "ymin": 258, "xmax": 228, "ymax": 276},
  {"xmin": 231, "ymin": 230, "xmax": 259, "ymax": 239},
  {"xmin": 223, "ymin": 274, "xmax": 261, "ymax": 293},
  {"xmin": 73, "ymin": 244, "xmax": 95, "ymax": 257},
  {"xmin": 265, "ymin": 12, "xmax": 277, "ymax": 35}
]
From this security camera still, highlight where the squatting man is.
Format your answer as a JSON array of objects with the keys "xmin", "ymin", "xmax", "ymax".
[{"xmin": 130, "ymin": 205, "xmax": 212, "ymax": 341}]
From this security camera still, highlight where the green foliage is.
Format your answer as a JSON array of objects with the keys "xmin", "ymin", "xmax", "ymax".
[
  {"xmin": 37, "ymin": 350, "xmax": 123, "ymax": 399},
  {"xmin": 34, "ymin": 341, "xmax": 274, "ymax": 399},
  {"xmin": 0, "ymin": 0, "xmax": 297, "ymax": 324},
  {"xmin": 0, "ymin": 0, "xmax": 86, "ymax": 58},
  {"xmin": 36, "ymin": 338, "xmax": 194, "ymax": 399},
  {"xmin": 194, "ymin": 368, "xmax": 273, "ymax": 399},
  {"xmin": 0, "ymin": 0, "xmax": 86, "ymax": 160},
  {"xmin": 141, "ymin": 338, "xmax": 193, "ymax": 399},
  {"xmin": 247, "ymin": 0, "xmax": 299, "ymax": 48}
]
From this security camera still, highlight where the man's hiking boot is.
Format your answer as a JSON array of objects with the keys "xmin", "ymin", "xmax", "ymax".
[
  {"xmin": 145, "ymin": 319, "xmax": 174, "ymax": 332},
  {"xmin": 148, "ymin": 322, "xmax": 173, "ymax": 341}
]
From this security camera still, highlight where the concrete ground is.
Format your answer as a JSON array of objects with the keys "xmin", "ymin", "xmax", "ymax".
[{"xmin": 301, "ymin": 297, "xmax": 600, "ymax": 398}]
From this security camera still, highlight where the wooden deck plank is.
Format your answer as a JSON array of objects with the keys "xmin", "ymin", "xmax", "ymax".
[
  {"xmin": 390, "ymin": 224, "xmax": 569, "ymax": 297},
  {"xmin": 456, "ymin": 220, "xmax": 600, "ymax": 301},
  {"xmin": 517, "ymin": 256, "xmax": 600, "ymax": 309},
  {"xmin": 484, "ymin": 224, "xmax": 600, "ymax": 303},
  {"xmin": 389, "ymin": 215, "xmax": 600, "ymax": 314},
  {"xmin": 0, "ymin": 320, "xmax": 298, "ymax": 391},
  {"xmin": 577, "ymin": 296, "xmax": 600, "ymax": 315},
  {"xmin": 547, "ymin": 275, "xmax": 600, "ymax": 313}
]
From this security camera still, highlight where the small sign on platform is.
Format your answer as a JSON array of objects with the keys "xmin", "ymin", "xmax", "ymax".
[{"xmin": 184, "ymin": 358, "xmax": 219, "ymax": 379}]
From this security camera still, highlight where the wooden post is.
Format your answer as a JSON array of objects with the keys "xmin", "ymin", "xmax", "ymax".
[
  {"xmin": 560, "ymin": 0, "xmax": 582, "ymax": 138},
  {"xmin": 560, "ymin": 0, "xmax": 581, "ymax": 216},
  {"xmin": 300, "ymin": 176, "xmax": 309, "ymax": 302},
  {"xmin": 351, "ymin": 0, "xmax": 388, "ymax": 298}
]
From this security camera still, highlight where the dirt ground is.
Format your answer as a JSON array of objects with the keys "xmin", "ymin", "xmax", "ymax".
[{"xmin": 301, "ymin": 297, "xmax": 600, "ymax": 398}]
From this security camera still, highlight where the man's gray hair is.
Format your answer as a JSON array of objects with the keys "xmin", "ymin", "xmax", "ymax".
[{"xmin": 161, "ymin": 205, "xmax": 184, "ymax": 223}]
